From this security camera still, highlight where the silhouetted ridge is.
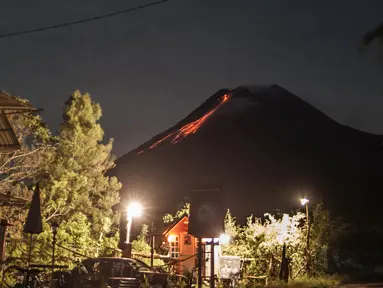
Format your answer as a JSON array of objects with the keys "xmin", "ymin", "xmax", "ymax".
[{"xmin": 112, "ymin": 85, "xmax": 383, "ymax": 225}]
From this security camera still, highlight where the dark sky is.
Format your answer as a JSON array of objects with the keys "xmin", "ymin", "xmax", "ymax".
[{"xmin": 1, "ymin": 0, "xmax": 382, "ymax": 156}]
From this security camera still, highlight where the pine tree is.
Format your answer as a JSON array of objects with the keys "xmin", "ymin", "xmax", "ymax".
[
  {"xmin": 131, "ymin": 224, "xmax": 164, "ymax": 266},
  {"xmin": 37, "ymin": 90, "xmax": 121, "ymax": 260}
]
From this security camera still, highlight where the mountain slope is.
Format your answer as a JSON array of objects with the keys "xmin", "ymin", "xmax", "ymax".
[{"xmin": 112, "ymin": 85, "xmax": 383, "ymax": 223}]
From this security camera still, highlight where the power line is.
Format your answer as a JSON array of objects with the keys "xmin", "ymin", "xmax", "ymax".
[{"xmin": 0, "ymin": 0, "xmax": 173, "ymax": 39}]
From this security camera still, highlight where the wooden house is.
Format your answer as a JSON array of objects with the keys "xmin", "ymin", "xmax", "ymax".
[{"xmin": 162, "ymin": 215, "xmax": 222, "ymax": 277}]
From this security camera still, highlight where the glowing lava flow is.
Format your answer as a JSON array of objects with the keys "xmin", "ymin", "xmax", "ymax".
[
  {"xmin": 138, "ymin": 93, "xmax": 230, "ymax": 154},
  {"xmin": 171, "ymin": 106, "xmax": 218, "ymax": 144},
  {"xmin": 149, "ymin": 131, "xmax": 177, "ymax": 149}
]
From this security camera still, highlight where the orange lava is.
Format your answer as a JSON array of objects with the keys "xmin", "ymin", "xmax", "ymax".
[
  {"xmin": 149, "ymin": 131, "xmax": 176, "ymax": 149},
  {"xmin": 171, "ymin": 107, "xmax": 217, "ymax": 144},
  {"xmin": 137, "ymin": 93, "xmax": 230, "ymax": 154}
]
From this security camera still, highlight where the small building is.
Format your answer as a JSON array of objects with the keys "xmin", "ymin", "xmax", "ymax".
[
  {"xmin": 162, "ymin": 215, "xmax": 222, "ymax": 278},
  {"xmin": 0, "ymin": 91, "xmax": 37, "ymax": 152}
]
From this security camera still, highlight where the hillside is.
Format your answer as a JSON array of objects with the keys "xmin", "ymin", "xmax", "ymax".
[{"xmin": 112, "ymin": 85, "xmax": 383, "ymax": 224}]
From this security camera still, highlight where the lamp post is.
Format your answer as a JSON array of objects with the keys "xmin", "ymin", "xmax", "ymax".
[
  {"xmin": 150, "ymin": 221, "xmax": 155, "ymax": 268},
  {"xmin": 300, "ymin": 197, "xmax": 311, "ymax": 275},
  {"xmin": 123, "ymin": 202, "xmax": 142, "ymax": 258}
]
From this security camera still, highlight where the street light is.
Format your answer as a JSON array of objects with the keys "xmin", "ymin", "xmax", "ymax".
[
  {"xmin": 123, "ymin": 201, "xmax": 142, "ymax": 258},
  {"xmin": 300, "ymin": 198, "xmax": 309, "ymax": 206},
  {"xmin": 128, "ymin": 202, "xmax": 143, "ymax": 218},
  {"xmin": 126, "ymin": 201, "xmax": 143, "ymax": 243}
]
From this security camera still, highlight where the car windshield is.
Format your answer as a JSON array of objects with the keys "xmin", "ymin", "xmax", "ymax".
[
  {"xmin": 134, "ymin": 259, "xmax": 167, "ymax": 273},
  {"xmin": 81, "ymin": 258, "xmax": 136, "ymax": 278},
  {"xmin": 134, "ymin": 259, "xmax": 151, "ymax": 272}
]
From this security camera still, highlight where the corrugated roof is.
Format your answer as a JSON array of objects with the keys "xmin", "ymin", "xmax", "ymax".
[
  {"xmin": 0, "ymin": 91, "xmax": 31, "ymax": 110},
  {"xmin": 0, "ymin": 112, "xmax": 20, "ymax": 151},
  {"xmin": 0, "ymin": 92, "xmax": 37, "ymax": 152}
]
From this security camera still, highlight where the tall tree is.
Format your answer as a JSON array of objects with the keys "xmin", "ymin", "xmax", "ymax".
[
  {"xmin": 36, "ymin": 90, "xmax": 121, "ymax": 260},
  {"xmin": 131, "ymin": 224, "xmax": 164, "ymax": 266}
]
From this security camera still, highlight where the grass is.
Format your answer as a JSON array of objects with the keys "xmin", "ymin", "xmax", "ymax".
[{"xmin": 238, "ymin": 276, "xmax": 341, "ymax": 288}]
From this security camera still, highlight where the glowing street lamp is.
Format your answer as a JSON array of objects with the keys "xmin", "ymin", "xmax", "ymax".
[
  {"xmin": 300, "ymin": 197, "xmax": 309, "ymax": 206},
  {"xmin": 126, "ymin": 201, "xmax": 142, "ymax": 244},
  {"xmin": 128, "ymin": 202, "xmax": 143, "ymax": 218},
  {"xmin": 123, "ymin": 201, "xmax": 142, "ymax": 258}
]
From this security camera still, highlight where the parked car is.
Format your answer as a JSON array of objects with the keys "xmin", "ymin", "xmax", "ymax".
[{"xmin": 59, "ymin": 257, "xmax": 168, "ymax": 288}]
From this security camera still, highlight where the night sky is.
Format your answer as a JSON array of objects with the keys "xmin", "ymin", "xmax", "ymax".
[{"xmin": 0, "ymin": 0, "xmax": 382, "ymax": 156}]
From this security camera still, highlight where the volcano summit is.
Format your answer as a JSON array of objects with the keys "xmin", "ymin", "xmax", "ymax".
[{"xmin": 112, "ymin": 85, "xmax": 383, "ymax": 223}]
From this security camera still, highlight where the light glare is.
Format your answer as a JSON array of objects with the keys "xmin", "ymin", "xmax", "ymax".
[
  {"xmin": 167, "ymin": 235, "xmax": 176, "ymax": 242},
  {"xmin": 127, "ymin": 202, "xmax": 143, "ymax": 218},
  {"xmin": 219, "ymin": 233, "xmax": 230, "ymax": 245},
  {"xmin": 300, "ymin": 198, "xmax": 309, "ymax": 206}
]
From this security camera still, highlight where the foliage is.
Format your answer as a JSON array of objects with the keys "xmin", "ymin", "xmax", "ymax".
[
  {"xmin": 163, "ymin": 203, "xmax": 190, "ymax": 224},
  {"xmin": 0, "ymin": 93, "xmax": 53, "ymax": 266},
  {"xmin": 0, "ymin": 93, "xmax": 51, "ymax": 193},
  {"xmin": 220, "ymin": 204, "xmax": 338, "ymax": 283},
  {"xmin": 132, "ymin": 224, "xmax": 164, "ymax": 267},
  {"xmin": 40, "ymin": 90, "xmax": 121, "ymax": 261},
  {"xmin": 6, "ymin": 90, "xmax": 121, "ymax": 266},
  {"xmin": 242, "ymin": 275, "xmax": 340, "ymax": 288},
  {"xmin": 164, "ymin": 201, "xmax": 340, "ymax": 285}
]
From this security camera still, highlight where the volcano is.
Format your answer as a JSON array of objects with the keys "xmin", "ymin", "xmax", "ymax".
[{"xmin": 112, "ymin": 85, "xmax": 383, "ymax": 224}]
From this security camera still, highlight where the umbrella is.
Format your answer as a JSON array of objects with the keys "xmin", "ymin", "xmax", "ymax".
[
  {"xmin": 23, "ymin": 183, "xmax": 43, "ymax": 269},
  {"xmin": 23, "ymin": 183, "xmax": 43, "ymax": 234}
]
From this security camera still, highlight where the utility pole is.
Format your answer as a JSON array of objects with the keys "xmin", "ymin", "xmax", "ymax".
[
  {"xmin": 197, "ymin": 237, "xmax": 202, "ymax": 288},
  {"xmin": 150, "ymin": 221, "xmax": 155, "ymax": 268},
  {"xmin": 305, "ymin": 201, "xmax": 311, "ymax": 275},
  {"xmin": 210, "ymin": 241, "xmax": 215, "ymax": 288},
  {"xmin": 300, "ymin": 197, "xmax": 311, "ymax": 275}
]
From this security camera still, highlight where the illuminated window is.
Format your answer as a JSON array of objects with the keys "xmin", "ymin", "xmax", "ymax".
[{"xmin": 170, "ymin": 236, "xmax": 179, "ymax": 259}]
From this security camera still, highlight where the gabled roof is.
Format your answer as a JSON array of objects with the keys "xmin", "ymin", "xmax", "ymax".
[{"xmin": 163, "ymin": 215, "xmax": 189, "ymax": 236}]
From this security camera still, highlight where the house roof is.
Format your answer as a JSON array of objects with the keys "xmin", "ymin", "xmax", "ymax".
[
  {"xmin": 0, "ymin": 112, "xmax": 20, "ymax": 151},
  {"xmin": 0, "ymin": 92, "xmax": 38, "ymax": 152},
  {"xmin": 163, "ymin": 215, "xmax": 189, "ymax": 236},
  {"xmin": 0, "ymin": 92, "xmax": 33, "ymax": 110}
]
